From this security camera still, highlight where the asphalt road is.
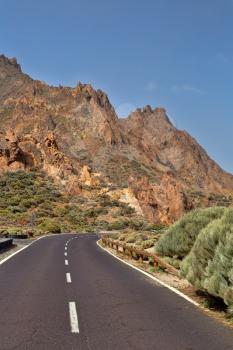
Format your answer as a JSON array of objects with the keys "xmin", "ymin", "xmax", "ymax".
[{"xmin": 0, "ymin": 233, "xmax": 233, "ymax": 350}]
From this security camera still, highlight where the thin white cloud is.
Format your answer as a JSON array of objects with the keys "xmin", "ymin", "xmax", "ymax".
[
  {"xmin": 146, "ymin": 81, "xmax": 158, "ymax": 91},
  {"xmin": 171, "ymin": 84, "xmax": 207, "ymax": 95}
]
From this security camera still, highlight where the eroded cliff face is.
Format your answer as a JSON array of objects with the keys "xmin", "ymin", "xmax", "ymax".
[
  {"xmin": 0, "ymin": 130, "xmax": 73, "ymax": 180},
  {"xmin": 0, "ymin": 54, "xmax": 232, "ymax": 224},
  {"xmin": 129, "ymin": 174, "xmax": 191, "ymax": 225},
  {"xmin": 120, "ymin": 106, "xmax": 233, "ymax": 195}
]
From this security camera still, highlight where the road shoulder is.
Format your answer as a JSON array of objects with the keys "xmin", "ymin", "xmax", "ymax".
[{"xmin": 97, "ymin": 239, "xmax": 233, "ymax": 330}]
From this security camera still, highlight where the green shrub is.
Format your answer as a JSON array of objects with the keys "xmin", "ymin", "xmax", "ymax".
[
  {"xmin": 107, "ymin": 220, "xmax": 128, "ymax": 230},
  {"xmin": 138, "ymin": 233, "xmax": 149, "ymax": 241},
  {"xmin": 94, "ymin": 207, "xmax": 108, "ymax": 215},
  {"xmin": 119, "ymin": 234, "xmax": 126, "ymax": 241},
  {"xmin": 64, "ymin": 208, "xmax": 85, "ymax": 225},
  {"xmin": 83, "ymin": 209, "xmax": 98, "ymax": 218},
  {"xmin": 181, "ymin": 208, "xmax": 233, "ymax": 308},
  {"xmin": 163, "ymin": 257, "xmax": 181, "ymax": 269},
  {"xmin": 110, "ymin": 232, "xmax": 120, "ymax": 240},
  {"xmin": 99, "ymin": 194, "xmax": 121, "ymax": 208},
  {"xmin": 21, "ymin": 198, "xmax": 37, "ymax": 209},
  {"xmin": 95, "ymin": 220, "xmax": 108, "ymax": 229},
  {"xmin": 9, "ymin": 205, "xmax": 25, "ymax": 213},
  {"xmin": 125, "ymin": 234, "xmax": 136, "ymax": 244},
  {"xmin": 142, "ymin": 239, "xmax": 155, "ymax": 249},
  {"xmin": 155, "ymin": 207, "xmax": 225, "ymax": 259},
  {"xmin": 128, "ymin": 220, "xmax": 145, "ymax": 231},
  {"xmin": 39, "ymin": 201, "xmax": 54, "ymax": 211},
  {"xmin": 6, "ymin": 227, "xmax": 24, "ymax": 235},
  {"xmin": 37, "ymin": 219, "xmax": 61, "ymax": 234},
  {"xmin": 119, "ymin": 205, "xmax": 136, "ymax": 216},
  {"xmin": 7, "ymin": 195, "xmax": 21, "ymax": 206},
  {"xmin": 84, "ymin": 225, "xmax": 95, "ymax": 233}
]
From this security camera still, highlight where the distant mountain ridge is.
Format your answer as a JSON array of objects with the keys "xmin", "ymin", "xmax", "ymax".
[{"xmin": 0, "ymin": 54, "xmax": 232, "ymax": 224}]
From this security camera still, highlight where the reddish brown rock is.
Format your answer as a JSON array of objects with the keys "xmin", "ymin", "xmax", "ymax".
[
  {"xmin": 129, "ymin": 174, "xmax": 192, "ymax": 224},
  {"xmin": 0, "ymin": 54, "xmax": 232, "ymax": 224}
]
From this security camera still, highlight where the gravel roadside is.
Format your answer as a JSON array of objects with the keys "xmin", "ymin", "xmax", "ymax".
[{"xmin": 0, "ymin": 238, "xmax": 34, "ymax": 263}]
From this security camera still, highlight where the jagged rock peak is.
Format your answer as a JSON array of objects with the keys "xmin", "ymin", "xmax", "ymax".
[
  {"xmin": 0, "ymin": 54, "xmax": 22, "ymax": 72},
  {"xmin": 142, "ymin": 105, "xmax": 153, "ymax": 114},
  {"xmin": 74, "ymin": 81, "xmax": 113, "ymax": 110},
  {"xmin": 128, "ymin": 105, "xmax": 173, "ymax": 126},
  {"xmin": 131, "ymin": 105, "xmax": 167, "ymax": 116}
]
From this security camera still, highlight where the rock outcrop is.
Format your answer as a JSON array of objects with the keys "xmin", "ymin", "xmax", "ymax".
[
  {"xmin": 129, "ymin": 174, "xmax": 191, "ymax": 224},
  {"xmin": 0, "ymin": 54, "xmax": 233, "ymax": 224}
]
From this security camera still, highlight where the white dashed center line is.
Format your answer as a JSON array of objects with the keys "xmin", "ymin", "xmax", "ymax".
[
  {"xmin": 64, "ymin": 239, "xmax": 80, "ymax": 333},
  {"xmin": 69, "ymin": 302, "xmax": 79, "ymax": 333},
  {"xmin": 66, "ymin": 272, "xmax": 72, "ymax": 283}
]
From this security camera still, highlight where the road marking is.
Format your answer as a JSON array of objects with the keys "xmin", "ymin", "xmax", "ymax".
[
  {"xmin": 65, "ymin": 259, "xmax": 69, "ymax": 265},
  {"xmin": 66, "ymin": 272, "xmax": 72, "ymax": 283},
  {"xmin": 69, "ymin": 302, "xmax": 79, "ymax": 333},
  {"xmin": 0, "ymin": 235, "xmax": 47, "ymax": 266},
  {"xmin": 65, "ymin": 246, "xmax": 67, "ymax": 250},
  {"xmin": 97, "ymin": 240, "xmax": 199, "ymax": 307},
  {"xmin": 64, "ymin": 252, "xmax": 67, "ymax": 256},
  {"xmin": 0, "ymin": 233, "xmax": 76, "ymax": 267}
]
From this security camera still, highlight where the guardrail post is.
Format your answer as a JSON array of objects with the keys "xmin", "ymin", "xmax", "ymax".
[
  {"xmin": 139, "ymin": 255, "xmax": 143, "ymax": 264},
  {"xmin": 128, "ymin": 249, "xmax": 132, "ymax": 259},
  {"xmin": 154, "ymin": 259, "xmax": 158, "ymax": 270},
  {"xmin": 102, "ymin": 238, "xmax": 179, "ymax": 277}
]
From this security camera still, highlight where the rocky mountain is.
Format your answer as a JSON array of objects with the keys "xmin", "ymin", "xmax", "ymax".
[{"xmin": 0, "ymin": 54, "xmax": 232, "ymax": 224}]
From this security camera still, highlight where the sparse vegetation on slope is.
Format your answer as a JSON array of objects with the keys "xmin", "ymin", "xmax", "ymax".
[
  {"xmin": 0, "ymin": 170, "xmax": 64, "ymax": 235},
  {"xmin": 0, "ymin": 170, "xmax": 144, "ymax": 236}
]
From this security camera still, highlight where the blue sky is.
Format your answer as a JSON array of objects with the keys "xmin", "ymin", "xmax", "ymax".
[{"xmin": 0, "ymin": 0, "xmax": 233, "ymax": 173}]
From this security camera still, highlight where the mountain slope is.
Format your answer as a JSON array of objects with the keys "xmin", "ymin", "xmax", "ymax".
[{"xmin": 0, "ymin": 54, "xmax": 232, "ymax": 224}]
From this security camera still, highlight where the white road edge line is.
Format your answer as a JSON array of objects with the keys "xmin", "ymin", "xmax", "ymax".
[
  {"xmin": 0, "ymin": 234, "xmax": 76, "ymax": 267},
  {"xmin": 69, "ymin": 302, "xmax": 79, "ymax": 334},
  {"xmin": 66, "ymin": 272, "xmax": 72, "ymax": 283},
  {"xmin": 65, "ymin": 259, "xmax": 69, "ymax": 266},
  {"xmin": 0, "ymin": 235, "xmax": 47, "ymax": 266},
  {"xmin": 96, "ymin": 240, "xmax": 199, "ymax": 307}
]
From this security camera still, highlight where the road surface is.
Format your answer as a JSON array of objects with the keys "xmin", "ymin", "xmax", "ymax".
[{"xmin": 0, "ymin": 233, "xmax": 233, "ymax": 350}]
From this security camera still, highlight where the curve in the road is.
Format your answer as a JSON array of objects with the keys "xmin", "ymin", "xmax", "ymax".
[{"xmin": 0, "ymin": 233, "xmax": 233, "ymax": 350}]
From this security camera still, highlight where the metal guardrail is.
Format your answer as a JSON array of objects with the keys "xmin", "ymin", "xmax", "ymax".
[
  {"xmin": 0, "ymin": 238, "xmax": 13, "ymax": 250},
  {"xmin": 101, "ymin": 236, "xmax": 179, "ymax": 277}
]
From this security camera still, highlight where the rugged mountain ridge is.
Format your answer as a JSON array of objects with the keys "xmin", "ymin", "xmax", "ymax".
[{"xmin": 0, "ymin": 54, "xmax": 232, "ymax": 224}]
